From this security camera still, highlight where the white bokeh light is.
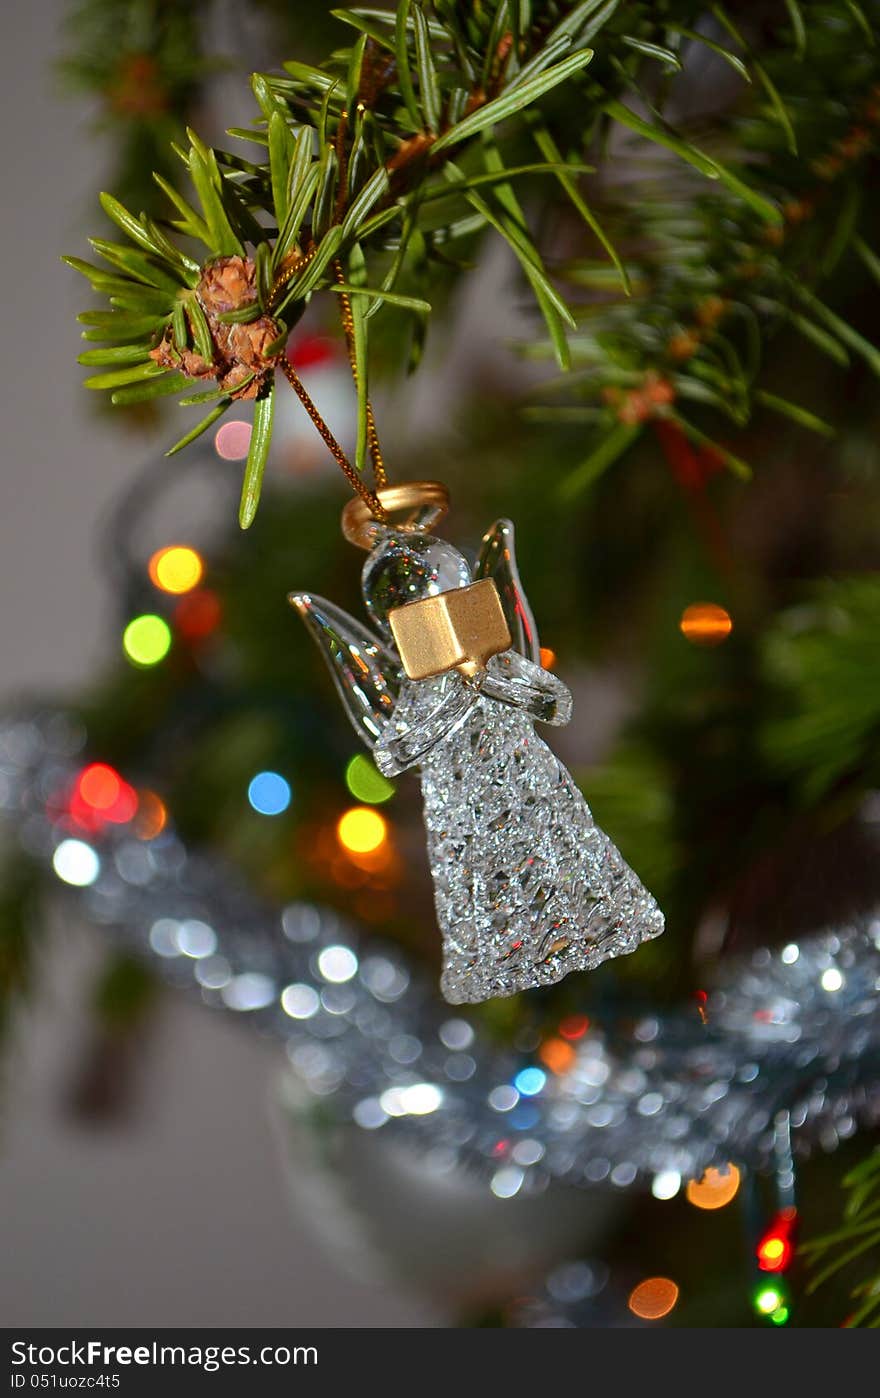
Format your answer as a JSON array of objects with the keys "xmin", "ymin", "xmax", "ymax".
[
  {"xmin": 317, "ymin": 944, "xmax": 358, "ymax": 983},
  {"xmin": 52, "ymin": 839, "xmax": 100, "ymax": 887},
  {"xmin": 652, "ymin": 1170, "xmax": 682, "ymax": 1200},
  {"xmin": 281, "ymin": 983, "xmax": 320, "ymax": 1019}
]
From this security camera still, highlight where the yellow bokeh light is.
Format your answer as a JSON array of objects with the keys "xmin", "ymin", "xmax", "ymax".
[
  {"xmin": 337, "ymin": 806, "xmax": 388, "ymax": 855},
  {"xmin": 679, "ymin": 602, "xmax": 733, "ymax": 646},
  {"xmin": 686, "ymin": 1163, "xmax": 741, "ymax": 1210},
  {"xmin": 628, "ymin": 1277, "xmax": 679, "ymax": 1321},
  {"xmin": 149, "ymin": 545, "xmax": 203, "ymax": 595}
]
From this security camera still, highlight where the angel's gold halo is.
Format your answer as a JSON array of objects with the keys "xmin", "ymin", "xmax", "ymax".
[{"xmin": 341, "ymin": 481, "xmax": 450, "ymax": 550}]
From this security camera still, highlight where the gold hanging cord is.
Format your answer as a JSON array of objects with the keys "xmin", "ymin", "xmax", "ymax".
[
  {"xmin": 267, "ymin": 249, "xmax": 386, "ymax": 521},
  {"xmin": 266, "ymin": 102, "xmax": 390, "ymax": 522}
]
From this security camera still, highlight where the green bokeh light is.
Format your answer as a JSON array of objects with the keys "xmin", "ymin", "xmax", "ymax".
[
  {"xmin": 123, "ymin": 614, "xmax": 172, "ymax": 668},
  {"xmin": 345, "ymin": 754, "xmax": 395, "ymax": 805},
  {"xmin": 754, "ymin": 1285, "xmax": 785, "ymax": 1318}
]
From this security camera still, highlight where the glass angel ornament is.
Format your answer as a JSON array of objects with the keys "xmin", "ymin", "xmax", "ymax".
[{"xmin": 290, "ymin": 492, "xmax": 663, "ymax": 1005}]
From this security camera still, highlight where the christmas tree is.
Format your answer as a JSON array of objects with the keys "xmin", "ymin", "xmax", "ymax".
[{"xmin": 3, "ymin": 0, "xmax": 880, "ymax": 1328}]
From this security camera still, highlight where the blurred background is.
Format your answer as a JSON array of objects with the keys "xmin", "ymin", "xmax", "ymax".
[
  {"xmin": 1, "ymin": 0, "xmax": 879, "ymax": 1328},
  {"xmin": 0, "ymin": 0, "xmax": 441, "ymax": 1327}
]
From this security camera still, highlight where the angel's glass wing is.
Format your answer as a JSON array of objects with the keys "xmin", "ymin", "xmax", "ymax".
[
  {"xmin": 476, "ymin": 518, "xmax": 541, "ymax": 665},
  {"xmin": 288, "ymin": 592, "xmax": 400, "ymax": 748}
]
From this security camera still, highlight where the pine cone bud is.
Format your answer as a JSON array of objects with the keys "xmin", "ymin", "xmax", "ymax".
[{"xmin": 151, "ymin": 256, "xmax": 284, "ymax": 401}]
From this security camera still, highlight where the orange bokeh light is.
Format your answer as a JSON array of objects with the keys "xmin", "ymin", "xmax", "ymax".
[
  {"xmin": 686, "ymin": 1163, "xmax": 741, "ymax": 1210},
  {"xmin": 628, "ymin": 1277, "xmax": 680, "ymax": 1321},
  {"xmin": 679, "ymin": 602, "xmax": 733, "ymax": 646},
  {"xmin": 539, "ymin": 1037, "xmax": 576, "ymax": 1074},
  {"xmin": 134, "ymin": 790, "xmax": 167, "ymax": 840},
  {"xmin": 148, "ymin": 545, "xmax": 203, "ymax": 595},
  {"xmin": 539, "ymin": 647, "xmax": 557, "ymax": 670}
]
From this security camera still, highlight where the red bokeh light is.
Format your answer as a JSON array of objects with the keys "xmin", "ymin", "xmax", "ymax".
[
  {"xmin": 71, "ymin": 763, "xmax": 138, "ymax": 827},
  {"xmin": 559, "ymin": 1014, "xmax": 590, "ymax": 1041},
  {"xmin": 174, "ymin": 589, "xmax": 223, "ymax": 642},
  {"xmin": 757, "ymin": 1208, "xmax": 797, "ymax": 1273},
  {"xmin": 287, "ymin": 335, "xmax": 337, "ymax": 371}
]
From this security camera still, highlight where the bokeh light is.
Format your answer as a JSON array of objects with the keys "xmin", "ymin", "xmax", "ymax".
[
  {"xmin": 821, "ymin": 967, "xmax": 844, "ymax": 992},
  {"xmin": 53, "ymin": 839, "xmax": 100, "ymax": 887},
  {"xmin": 281, "ymin": 983, "xmax": 320, "ymax": 1019},
  {"xmin": 74, "ymin": 762, "xmax": 138, "ymax": 825},
  {"xmin": 758, "ymin": 1237, "xmax": 787, "ymax": 1269},
  {"xmin": 652, "ymin": 1170, "xmax": 682, "ymax": 1201},
  {"xmin": 174, "ymin": 589, "xmax": 222, "ymax": 642},
  {"xmin": 134, "ymin": 790, "xmax": 167, "ymax": 840},
  {"xmin": 214, "ymin": 419, "xmax": 253, "ymax": 460},
  {"xmin": 247, "ymin": 771, "xmax": 292, "ymax": 816},
  {"xmin": 177, "ymin": 920, "xmax": 217, "ymax": 959},
  {"xmin": 380, "ymin": 1083, "xmax": 443, "ymax": 1118},
  {"xmin": 337, "ymin": 806, "xmax": 388, "ymax": 854},
  {"xmin": 538, "ymin": 1037, "xmax": 576, "ymax": 1074},
  {"xmin": 221, "ymin": 973, "xmax": 276, "ymax": 1011},
  {"xmin": 148, "ymin": 545, "xmax": 203, "ymax": 595},
  {"xmin": 679, "ymin": 602, "xmax": 733, "ymax": 646},
  {"xmin": 754, "ymin": 1284, "xmax": 785, "ymax": 1317},
  {"xmin": 514, "ymin": 1066, "xmax": 547, "ymax": 1097},
  {"xmin": 123, "ymin": 614, "xmax": 172, "ymax": 668},
  {"xmin": 539, "ymin": 647, "xmax": 557, "ymax": 670},
  {"xmin": 628, "ymin": 1277, "xmax": 679, "ymax": 1320},
  {"xmin": 757, "ymin": 1208, "xmax": 796, "ymax": 1273},
  {"xmin": 559, "ymin": 1014, "xmax": 589, "ymax": 1040},
  {"xmin": 686, "ymin": 1163, "xmax": 741, "ymax": 1210},
  {"xmin": 317, "ymin": 945, "xmax": 358, "ymax": 984},
  {"xmin": 78, "ymin": 763, "xmax": 121, "ymax": 811},
  {"xmin": 345, "ymin": 753, "xmax": 395, "ymax": 805}
]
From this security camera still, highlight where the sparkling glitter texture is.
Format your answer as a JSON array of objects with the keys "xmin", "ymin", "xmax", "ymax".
[
  {"xmin": 388, "ymin": 670, "xmax": 664, "ymax": 1003},
  {"xmin": 294, "ymin": 516, "xmax": 664, "ymax": 1004}
]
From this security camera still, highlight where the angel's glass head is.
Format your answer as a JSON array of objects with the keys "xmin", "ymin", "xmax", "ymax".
[{"xmin": 361, "ymin": 528, "xmax": 472, "ymax": 637}]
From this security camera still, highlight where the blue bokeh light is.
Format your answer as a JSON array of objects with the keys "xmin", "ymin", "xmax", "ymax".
[
  {"xmin": 247, "ymin": 771, "xmax": 292, "ymax": 816},
  {"xmin": 514, "ymin": 1067, "xmax": 547, "ymax": 1097}
]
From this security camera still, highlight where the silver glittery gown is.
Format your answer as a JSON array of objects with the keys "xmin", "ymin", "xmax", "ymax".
[{"xmin": 291, "ymin": 518, "xmax": 663, "ymax": 1004}]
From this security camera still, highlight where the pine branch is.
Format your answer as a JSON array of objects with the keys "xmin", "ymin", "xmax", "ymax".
[
  {"xmin": 59, "ymin": 0, "xmax": 215, "ymax": 215},
  {"xmin": 803, "ymin": 1150, "xmax": 880, "ymax": 1326},
  {"xmin": 760, "ymin": 577, "xmax": 880, "ymax": 803},
  {"xmin": 66, "ymin": 1, "xmax": 880, "ymax": 524},
  {"xmin": 533, "ymin": 1, "xmax": 880, "ymax": 494}
]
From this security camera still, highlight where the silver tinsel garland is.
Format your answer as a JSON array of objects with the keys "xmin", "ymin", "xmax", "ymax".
[{"xmin": 3, "ymin": 708, "xmax": 880, "ymax": 1200}]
